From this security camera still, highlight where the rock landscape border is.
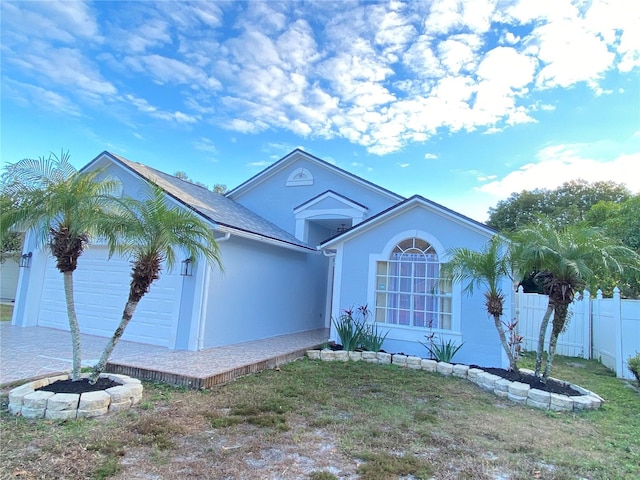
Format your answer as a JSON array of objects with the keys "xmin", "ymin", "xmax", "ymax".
[
  {"xmin": 307, "ymin": 349, "xmax": 604, "ymax": 412},
  {"xmin": 8, "ymin": 373, "xmax": 143, "ymax": 419}
]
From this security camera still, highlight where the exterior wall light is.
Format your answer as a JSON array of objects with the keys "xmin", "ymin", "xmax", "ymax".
[
  {"xmin": 180, "ymin": 257, "xmax": 193, "ymax": 276},
  {"xmin": 19, "ymin": 252, "xmax": 33, "ymax": 268}
]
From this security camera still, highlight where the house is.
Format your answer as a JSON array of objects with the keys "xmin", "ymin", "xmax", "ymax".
[{"xmin": 12, "ymin": 149, "xmax": 513, "ymax": 368}]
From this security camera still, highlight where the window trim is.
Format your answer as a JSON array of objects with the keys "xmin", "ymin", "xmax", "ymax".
[{"xmin": 367, "ymin": 230, "xmax": 461, "ymax": 334}]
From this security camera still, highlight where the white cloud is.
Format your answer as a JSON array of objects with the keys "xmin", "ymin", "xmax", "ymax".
[
  {"xmin": 124, "ymin": 54, "xmax": 219, "ymax": 89},
  {"xmin": 2, "ymin": 0, "xmax": 638, "ymax": 157},
  {"xmin": 115, "ymin": 18, "xmax": 172, "ymax": 54},
  {"xmin": 476, "ymin": 47, "xmax": 537, "ymax": 89},
  {"xmin": 2, "ymin": 77, "xmax": 82, "ymax": 117},
  {"xmin": 15, "ymin": 44, "xmax": 117, "ymax": 97},
  {"xmin": 247, "ymin": 161, "xmax": 272, "ymax": 168},
  {"xmin": 0, "ymin": 0, "xmax": 101, "ymax": 44},
  {"xmin": 437, "ymin": 37, "xmax": 479, "ymax": 74},
  {"xmin": 155, "ymin": 1, "xmax": 223, "ymax": 30},
  {"xmin": 424, "ymin": 153, "xmax": 438, "ymax": 159},
  {"xmin": 532, "ymin": 20, "xmax": 615, "ymax": 89},
  {"xmin": 125, "ymin": 94, "xmax": 199, "ymax": 124},
  {"xmin": 479, "ymin": 145, "xmax": 640, "ymax": 196},
  {"xmin": 193, "ymin": 137, "xmax": 217, "ymax": 154}
]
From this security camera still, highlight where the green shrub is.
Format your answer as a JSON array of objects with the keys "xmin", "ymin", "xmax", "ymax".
[
  {"xmin": 359, "ymin": 310, "xmax": 388, "ymax": 352},
  {"xmin": 419, "ymin": 336, "xmax": 464, "ymax": 363},
  {"xmin": 333, "ymin": 304, "xmax": 389, "ymax": 352},
  {"xmin": 332, "ymin": 307, "xmax": 366, "ymax": 351},
  {"xmin": 628, "ymin": 353, "xmax": 640, "ymax": 386}
]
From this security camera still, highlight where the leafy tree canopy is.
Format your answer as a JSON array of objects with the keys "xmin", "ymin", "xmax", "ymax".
[
  {"xmin": 585, "ymin": 195, "xmax": 640, "ymax": 297},
  {"xmin": 487, "ymin": 179, "xmax": 631, "ymax": 232}
]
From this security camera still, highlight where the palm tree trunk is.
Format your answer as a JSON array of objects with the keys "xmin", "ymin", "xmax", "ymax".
[
  {"xmin": 542, "ymin": 331, "xmax": 560, "ymax": 382},
  {"xmin": 89, "ymin": 298, "xmax": 140, "ymax": 384},
  {"xmin": 543, "ymin": 301, "xmax": 570, "ymax": 381},
  {"xmin": 534, "ymin": 304, "xmax": 554, "ymax": 377},
  {"xmin": 63, "ymin": 271, "xmax": 82, "ymax": 380},
  {"xmin": 493, "ymin": 314, "xmax": 519, "ymax": 372}
]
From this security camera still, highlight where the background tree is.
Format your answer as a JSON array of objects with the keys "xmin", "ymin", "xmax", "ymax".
[
  {"xmin": 213, "ymin": 183, "xmax": 228, "ymax": 194},
  {"xmin": 487, "ymin": 179, "xmax": 631, "ymax": 232},
  {"xmin": 585, "ymin": 195, "xmax": 640, "ymax": 297},
  {"xmin": 174, "ymin": 170, "xmax": 227, "ymax": 194},
  {"xmin": 0, "ymin": 194, "xmax": 24, "ymax": 263},
  {"xmin": 1, "ymin": 152, "xmax": 119, "ymax": 380},
  {"xmin": 443, "ymin": 236, "xmax": 519, "ymax": 371},
  {"xmin": 89, "ymin": 186, "xmax": 223, "ymax": 383},
  {"xmin": 510, "ymin": 223, "xmax": 639, "ymax": 381}
]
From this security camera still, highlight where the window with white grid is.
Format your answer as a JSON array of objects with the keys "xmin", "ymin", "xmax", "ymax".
[{"xmin": 374, "ymin": 238, "xmax": 452, "ymax": 329}]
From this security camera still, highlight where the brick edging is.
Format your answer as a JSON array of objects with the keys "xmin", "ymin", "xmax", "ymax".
[{"xmin": 8, "ymin": 373, "xmax": 143, "ymax": 419}]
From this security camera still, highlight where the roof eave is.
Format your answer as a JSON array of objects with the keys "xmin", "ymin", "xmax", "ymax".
[{"xmin": 320, "ymin": 196, "xmax": 496, "ymax": 249}]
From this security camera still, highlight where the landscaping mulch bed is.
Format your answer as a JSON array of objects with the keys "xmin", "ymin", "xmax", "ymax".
[
  {"xmin": 477, "ymin": 366, "xmax": 581, "ymax": 396},
  {"xmin": 37, "ymin": 378, "xmax": 119, "ymax": 394}
]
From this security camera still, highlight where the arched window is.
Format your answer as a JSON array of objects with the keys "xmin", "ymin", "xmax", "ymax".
[{"xmin": 374, "ymin": 238, "xmax": 452, "ymax": 329}]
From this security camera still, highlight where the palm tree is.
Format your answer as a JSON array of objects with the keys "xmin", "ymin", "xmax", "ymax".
[
  {"xmin": 443, "ymin": 236, "xmax": 519, "ymax": 372},
  {"xmin": 89, "ymin": 185, "xmax": 223, "ymax": 383},
  {"xmin": 511, "ymin": 222, "xmax": 640, "ymax": 381},
  {"xmin": 1, "ymin": 152, "xmax": 119, "ymax": 380}
]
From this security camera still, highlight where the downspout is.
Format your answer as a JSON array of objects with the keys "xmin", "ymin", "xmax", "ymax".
[
  {"xmin": 197, "ymin": 231, "xmax": 230, "ymax": 351},
  {"xmin": 322, "ymin": 249, "xmax": 337, "ymax": 333}
]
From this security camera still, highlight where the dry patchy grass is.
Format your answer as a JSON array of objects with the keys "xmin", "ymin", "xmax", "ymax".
[
  {"xmin": 0, "ymin": 303, "xmax": 13, "ymax": 322},
  {"xmin": 1, "ymin": 355, "xmax": 638, "ymax": 479}
]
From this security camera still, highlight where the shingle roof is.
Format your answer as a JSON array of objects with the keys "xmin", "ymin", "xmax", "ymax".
[{"xmin": 101, "ymin": 152, "xmax": 315, "ymax": 252}]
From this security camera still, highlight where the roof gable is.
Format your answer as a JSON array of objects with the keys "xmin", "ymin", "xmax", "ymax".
[
  {"xmin": 293, "ymin": 190, "xmax": 368, "ymax": 214},
  {"xmin": 226, "ymin": 149, "xmax": 403, "ymax": 203},
  {"xmin": 320, "ymin": 195, "xmax": 497, "ymax": 248},
  {"xmin": 85, "ymin": 151, "xmax": 315, "ymax": 253}
]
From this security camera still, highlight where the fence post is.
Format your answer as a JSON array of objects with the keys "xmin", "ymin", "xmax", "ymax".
[
  {"xmin": 592, "ymin": 290, "xmax": 603, "ymax": 361},
  {"xmin": 582, "ymin": 289, "xmax": 591, "ymax": 359},
  {"xmin": 613, "ymin": 287, "xmax": 623, "ymax": 378},
  {"xmin": 515, "ymin": 285, "xmax": 523, "ymax": 351}
]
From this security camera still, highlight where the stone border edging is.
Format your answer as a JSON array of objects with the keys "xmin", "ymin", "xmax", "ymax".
[
  {"xmin": 306, "ymin": 350, "xmax": 603, "ymax": 412},
  {"xmin": 8, "ymin": 373, "xmax": 143, "ymax": 420}
]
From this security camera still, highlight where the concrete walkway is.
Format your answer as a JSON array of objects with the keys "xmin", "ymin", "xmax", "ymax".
[{"xmin": 0, "ymin": 323, "xmax": 328, "ymax": 388}]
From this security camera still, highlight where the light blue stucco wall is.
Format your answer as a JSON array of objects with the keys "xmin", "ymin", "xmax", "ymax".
[
  {"xmin": 202, "ymin": 236, "xmax": 328, "ymax": 347},
  {"xmin": 230, "ymin": 156, "xmax": 399, "ymax": 237},
  {"xmin": 330, "ymin": 204, "xmax": 509, "ymax": 368}
]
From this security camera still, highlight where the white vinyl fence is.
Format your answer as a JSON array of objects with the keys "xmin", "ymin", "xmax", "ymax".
[{"xmin": 516, "ymin": 286, "xmax": 640, "ymax": 380}]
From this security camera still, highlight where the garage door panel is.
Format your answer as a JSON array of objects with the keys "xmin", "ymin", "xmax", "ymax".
[
  {"xmin": 37, "ymin": 246, "xmax": 181, "ymax": 347},
  {"xmin": 0, "ymin": 259, "xmax": 20, "ymax": 300}
]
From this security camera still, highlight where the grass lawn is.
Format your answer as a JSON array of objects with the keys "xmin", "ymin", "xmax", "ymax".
[
  {"xmin": 1, "ymin": 353, "xmax": 638, "ymax": 480},
  {"xmin": 0, "ymin": 304, "xmax": 13, "ymax": 322}
]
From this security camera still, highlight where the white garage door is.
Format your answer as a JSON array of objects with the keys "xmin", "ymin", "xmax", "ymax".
[
  {"xmin": 0, "ymin": 258, "xmax": 20, "ymax": 300},
  {"xmin": 38, "ymin": 245, "xmax": 182, "ymax": 347}
]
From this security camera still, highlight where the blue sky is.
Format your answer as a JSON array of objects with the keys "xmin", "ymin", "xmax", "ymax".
[{"xmin": 1, "ymin": 0, "xmax": 638, "ymax": 222}]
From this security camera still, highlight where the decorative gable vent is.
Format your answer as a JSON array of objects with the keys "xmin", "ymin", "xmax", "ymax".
[
  {"xmin": 105, "ymin": 175, "xmax": 124, "ymax": 197},
  {"xmin": 286, "ymin": 168, "xmax": 313, "ymax": 186}
]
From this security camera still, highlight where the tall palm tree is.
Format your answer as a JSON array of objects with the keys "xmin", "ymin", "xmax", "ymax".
[
  {"xmin": 511, "ymin": 222, "xmax": 639, "ymax": 381},
  {"xmin": 89, "ymin": 185, "xmax": 223, "ymax": 383},
  {"xmin": 444, "ymin": 236, "xmax": 519, "ymax": 372},
  {"xmin": 1, "ymin": 152, "xmax": 119, "ymax": 380}
]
